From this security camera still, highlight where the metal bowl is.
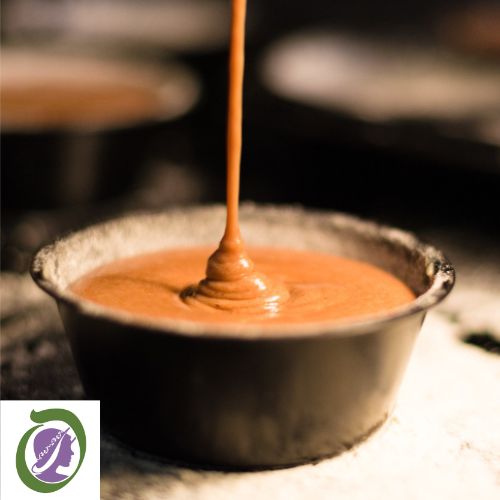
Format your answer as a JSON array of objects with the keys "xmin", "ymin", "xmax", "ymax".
[
  {"xmin": 1, "ymin": 46, "xmax": 200, "ymax": 209},
  {"xmin": 256, "ymin": 30, "xmax": 500, "ymax": 174},
  {"xmin": 31, "ymin": 205, "xmax": 454, "ymax": 468}
]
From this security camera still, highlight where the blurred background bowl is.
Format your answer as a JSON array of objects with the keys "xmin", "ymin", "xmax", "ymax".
[
  {"xmin": 1, "ymin": 0, "xmax": 231, "ymax": 54},
  {"xmin": 1, "ymin": 45, "xmax": 200, "ymax": 209},
  {"xmin": 259, "ymin": 30, "xmax": 500, "ymax": 166},
  {"xmin": 238, "ymin": 24, "xmax": 500, "ymax": 238}
]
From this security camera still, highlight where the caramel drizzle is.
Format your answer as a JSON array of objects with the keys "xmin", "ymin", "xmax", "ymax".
[
  {"xmin": 182, "ymin": 0, "xmax": 288, "ymax": 313},
  {"xmin": 225, "ymin": 0, "xmax": 245, "ymax": 244}
]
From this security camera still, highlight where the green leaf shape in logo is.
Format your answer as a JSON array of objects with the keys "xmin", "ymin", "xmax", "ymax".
[{"xmin": 16, "ymin": 408, "xmax": 87, "ymax": 493}]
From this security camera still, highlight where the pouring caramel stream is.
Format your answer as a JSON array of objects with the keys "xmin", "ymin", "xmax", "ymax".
[
  {"xmin": 69, "ymin": 1, "xmax": 416, "ymax": 326},
  {"xmin": 182, "ymin": 0, "xmax": 289, "ymax": 314}
]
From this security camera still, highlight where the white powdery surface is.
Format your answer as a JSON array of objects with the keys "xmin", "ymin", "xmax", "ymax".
[{"xmin": 101, "ymin": 309, "xmax": 500, "ymax": 500}]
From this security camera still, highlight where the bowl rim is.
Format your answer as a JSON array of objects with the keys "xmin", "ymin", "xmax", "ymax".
[
  {"xmin": 30, "ymin": 205, "xmax": 455, "ymax": 340},
  {"xmin": 1, "ymin": 45, "xmax": 201, "ymax": 135}
]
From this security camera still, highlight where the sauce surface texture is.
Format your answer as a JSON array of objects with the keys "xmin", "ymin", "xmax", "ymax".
[{"xmin": 70, "ymin": 247, "xmax": 415, "ymax": 325}]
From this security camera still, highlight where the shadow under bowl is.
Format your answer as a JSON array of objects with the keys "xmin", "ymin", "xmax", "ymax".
[{"xmin": 31, "ymin": 205, "xmax": 454, "ymax": 469}]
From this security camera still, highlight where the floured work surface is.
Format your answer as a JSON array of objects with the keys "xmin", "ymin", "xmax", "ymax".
[{"xmin": 98, "ymin": 310, "xmax": 500, "ymax": 500}]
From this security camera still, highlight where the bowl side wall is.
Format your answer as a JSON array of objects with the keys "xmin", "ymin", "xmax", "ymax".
[{"xmin": 60, "ymin": 302, "xmax": 425, "ymax": 467}]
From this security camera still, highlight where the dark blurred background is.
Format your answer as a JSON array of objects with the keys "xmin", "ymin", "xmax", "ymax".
[{"xmin": 1, "ymin": 0, "xmax": 499, "ymax": 272}]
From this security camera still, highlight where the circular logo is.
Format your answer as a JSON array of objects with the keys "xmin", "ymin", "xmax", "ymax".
[{"xmin": 16, "ymin": 408, "xmax": 86, "ymax": 493}]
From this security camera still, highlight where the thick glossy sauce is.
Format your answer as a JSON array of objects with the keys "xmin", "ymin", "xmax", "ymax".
[
  {"xmin": 180, "ymin": 0, "xmax": 292, "ymax": 315},
  {"xmin": 71, "ymin": 247, "xmax": 415, "ymax": 325},
  {"xmin": 70, "ymin": 0, "xmax": 416, "ymax": 325}
]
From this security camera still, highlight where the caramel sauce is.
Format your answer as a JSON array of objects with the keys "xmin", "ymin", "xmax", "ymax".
[
  {"xmin": 71, "ymin": 247, "xmax": 415, "ymax": 325},
  {"xmin": 181, "ymin": 0, "xmax": 290, "ymax": 314},
  {"xmin": 70, "ymin": 0, "xmax": 416, "ymax": 325}
]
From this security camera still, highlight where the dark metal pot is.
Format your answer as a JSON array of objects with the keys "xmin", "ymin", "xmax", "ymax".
[
  {"xmin": 31, "ymin": 205, "xmax": 454, "ymax": 469},
  {"xmin": 1, "ymin": 46, "xmax": 200, "ymax": 210}
]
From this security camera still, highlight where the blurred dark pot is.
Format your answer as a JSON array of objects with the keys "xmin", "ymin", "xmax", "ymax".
[
  {"xmin": 1, "ymin": 47, "xmax": 200, "ymax": 210},
  {"xmin": 31, "ymin": 205, "xmax": 454, "ymax": 468}
]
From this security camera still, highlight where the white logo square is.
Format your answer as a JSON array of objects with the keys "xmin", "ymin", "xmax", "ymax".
[{"xmin": 1, "ymin": 401, "xmax": 100, "ymax": 499}]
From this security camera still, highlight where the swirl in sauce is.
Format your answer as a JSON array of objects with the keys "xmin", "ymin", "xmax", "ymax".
[{"xmin": 181, "ymin": 0, "xmax": 289, "ymax": 315}]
